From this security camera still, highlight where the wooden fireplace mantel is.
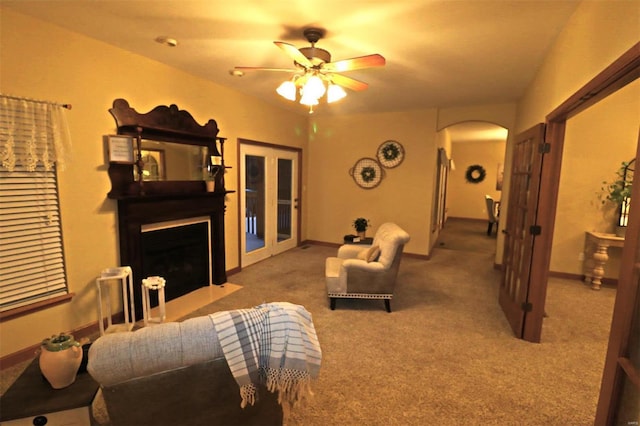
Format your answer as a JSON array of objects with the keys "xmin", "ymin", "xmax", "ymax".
[{"xmin": 106, "ymin": 99, "xmax": 230, "ymax": 318}]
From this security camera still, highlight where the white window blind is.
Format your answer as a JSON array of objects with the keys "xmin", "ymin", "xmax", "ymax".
[{"xmin": 0, "ymin": 95, "xmax": 71, "ymax": 313}]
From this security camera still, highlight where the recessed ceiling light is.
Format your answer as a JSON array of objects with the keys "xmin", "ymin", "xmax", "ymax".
[
  {"xmin": 230, "ymin": 70, "xmax": 245, "ymax": 77},
  {"xmin": 155, "ymin": 36, "xmax": 178, "ymax": 47}
]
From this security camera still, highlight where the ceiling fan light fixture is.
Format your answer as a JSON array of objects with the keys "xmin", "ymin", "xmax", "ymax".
[
  {"xmin": 301, "ymin": 75, "xmax": 326, "ymax": 100},
  {"xmin": 299, "ymin": 94, "xmax": 319, "ymax": 106},
  {"xmin": 327, "ymin": 84, "xmax": 347, "ymax": 103},
  {"xmin": 276, "ymin": 81, "xmax": 297, "ymax": 101}
]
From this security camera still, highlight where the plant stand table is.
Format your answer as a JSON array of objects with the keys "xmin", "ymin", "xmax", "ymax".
[
  {"xmin": 0, "ymin": 358, "xmax": 99, "ymax": 425},
  {"xmin": 96, "ymin": 266, "xmax": 135, "ymax": 335},
  {"xmin": 583, "ymin": 231, "xmax": 625, "ymax": 290}
]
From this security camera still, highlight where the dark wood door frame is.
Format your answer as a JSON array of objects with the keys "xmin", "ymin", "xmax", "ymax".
[
  {"xmin": 527, "ymin": 42, "xmax": 639, "ymax": 420},
  {"xmin": 521, "ymin": 42, "xmax": 640, "ymax": 343}
]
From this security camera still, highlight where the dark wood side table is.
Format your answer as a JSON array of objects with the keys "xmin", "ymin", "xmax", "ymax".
[
  {"xmin": 0, "ymin": 357, "xmax": 99, "ymax": 425},
  {"xmin": 343, "ymin": 237, "xmax": 373, "ymax": 245}
]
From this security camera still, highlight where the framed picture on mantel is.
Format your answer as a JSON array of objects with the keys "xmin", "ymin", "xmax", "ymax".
[{"xmin": 106, "ymin": 135, "xmax": 135, "ymax": 164}]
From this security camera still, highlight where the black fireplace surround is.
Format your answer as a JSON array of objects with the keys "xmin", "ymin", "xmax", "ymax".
[
  {"xmin": 106, "ymin": 99, "xmax": 230, "ymax": 319},
  {"xmin": 116, "ymin": 195, "xmax": 227, "ymax": 317},
  {"xmin": 141, "ymin": 221, "xmax": 210, "ymax": 306}
]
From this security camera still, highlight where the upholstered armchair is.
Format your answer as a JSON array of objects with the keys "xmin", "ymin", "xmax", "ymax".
[{"xmin": 325, "ymin": 222, "xmax": 410, "ymax": 312}]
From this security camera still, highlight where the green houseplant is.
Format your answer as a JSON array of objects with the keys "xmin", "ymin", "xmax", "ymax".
[
  {"xmin": 600, "ymin": 160, "xmax": 634, "ymax": 233},
  {"xmin": 353, "ymin": 217, "xmax": 370, "ymax": 238}
]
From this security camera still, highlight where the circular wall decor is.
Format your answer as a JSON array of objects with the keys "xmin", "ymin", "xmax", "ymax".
[
  {"xmin": 349, "ymin": 157, "xmax": 384, "ymax": 189},
  {"xmin": 376, "ymin": 140, "xmax": 405, "ymax": 168},
  {"xmin": 465, "ymin": 164, "xmax": 486, "ymax": 184}
]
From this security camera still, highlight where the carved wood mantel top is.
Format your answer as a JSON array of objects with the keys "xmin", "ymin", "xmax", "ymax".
[
  {"xmin": 109, "ymin": 98, "xmax": 219, "ymax": 145},
  {"xmin": 106, "ymin": 98, "xmax": 227, "ymax": 198}
]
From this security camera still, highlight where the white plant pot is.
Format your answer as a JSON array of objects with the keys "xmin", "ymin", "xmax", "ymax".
[{"xmin": 39, "ymin": 334, "xmax": 82, "ymax": 389}]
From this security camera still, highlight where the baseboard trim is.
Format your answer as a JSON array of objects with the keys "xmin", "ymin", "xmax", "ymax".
[
  {"xmin": 446, "ymin": 217, "xmax": 487, "ymax": 223},
  {"xmin": 548, "ymin": 270, "xmax": 618, "ymax": 286},
  {"xmin": 0, "ymin": 317, "xmax": 108, "ymax": 370},
  {"xmin": 226, "ymin": 265, "xmax": 241, "ymax": 276},
  {"xmin": 302, "ymin": 239, "xmax": 339, "ymax": 248}
]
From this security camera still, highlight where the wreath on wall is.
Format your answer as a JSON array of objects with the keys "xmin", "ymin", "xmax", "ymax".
[
  {"xmin": 376, "ymin": 140, "xmax": 405, "ymax": 168},
  {"xmin": 465, "ymin": 164, "xmax": 486, "ymax": 184},
  {"xmin": 349, "ymin": 157, "xmax": 384, "ymax": 189}
]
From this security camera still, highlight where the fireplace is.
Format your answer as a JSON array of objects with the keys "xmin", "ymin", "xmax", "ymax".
[
  {"xmin": 114, "ymin": 193, "xmax": 227, "ymax": 320},
  {"xmin": 141, "ymin": 218, "xmax": 211, "ymax": 307},
  {"xmin": 106, "ymin": 99, "xmax": 229, "ymax": 320}
]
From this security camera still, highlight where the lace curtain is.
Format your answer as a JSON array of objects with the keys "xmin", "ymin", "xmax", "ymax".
[{"xmin": 0, "ymin": 94, "xmax": 72, "ymax": 172}]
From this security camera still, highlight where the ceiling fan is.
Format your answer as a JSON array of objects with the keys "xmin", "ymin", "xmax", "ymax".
[{"xmin": 232, "ymin": 28, "xmax": 385, "ymax": 111}]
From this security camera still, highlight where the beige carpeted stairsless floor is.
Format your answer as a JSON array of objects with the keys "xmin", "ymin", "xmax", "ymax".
[
  {"xmin": 1, "ymin": 219, "xmax": 616, "ymax": 425},
  {"xmin": 182, "ymin": 219, "xmax": 616, "ymax": 425}
]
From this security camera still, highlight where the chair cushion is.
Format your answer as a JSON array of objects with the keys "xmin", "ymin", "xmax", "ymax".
[{"xmin": 357, "ymin": 245, "xmax": 380, "ymax": 263}]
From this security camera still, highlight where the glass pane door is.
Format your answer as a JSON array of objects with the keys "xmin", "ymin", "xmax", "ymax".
[
  {"xmin": 245, "ymin": 154, "xmax": 265, "ymax": 253},
  {"xmin": 240, "ymin": 144, "xmax": 298, "ymax": 267},
  {"xmin": 277, "ymin": 158, "xmax": 292, "ymax": 242}
]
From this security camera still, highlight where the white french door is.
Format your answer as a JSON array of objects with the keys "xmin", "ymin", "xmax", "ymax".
[{"xmin": 240, "ymin": 143, "xmax": 299, "ymax": 267}]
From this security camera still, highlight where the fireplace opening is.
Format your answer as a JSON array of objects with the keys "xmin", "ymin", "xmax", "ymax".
[{"xmin": 141, "ymin": 219, "xmax": 211, "ymax": 307}]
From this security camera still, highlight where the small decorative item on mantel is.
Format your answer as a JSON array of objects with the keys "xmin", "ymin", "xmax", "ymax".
[
  {"xmin": 353, "ymin": 217, "xmax": 370, "ymax": 239},
  {"xmin": 600, "ymin": 159, "xmax": 634, "ymax": 237},
  {"xmin": 204, "ymin": 161, "xmax": 222, "ymax": 192},
  {"xmin": 39, "ymin": 333, "xmax": 83, "ymax": 389}
]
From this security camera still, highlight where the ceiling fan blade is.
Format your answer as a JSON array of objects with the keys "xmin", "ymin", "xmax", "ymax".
[
  {"xmin": 329, "ymin": 74, "xmax": 369, "ymax": 91},
  {"xmin": 274, "ymin": 41, "xmax": 313, "ymax": 68},
  {"xmin": 233, "ymin": 66, "xmax": 297, "ymax": 73},
  {"xmin": 323, "ymin": 54, "xmax": 386, "ymax": 72}
]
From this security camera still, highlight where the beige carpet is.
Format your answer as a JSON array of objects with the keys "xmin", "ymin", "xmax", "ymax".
[
  {"xmin": 181, "ymin": 243, "xmax": 615, "ymax": 425},
  {"xmin": 1, "ymin": 221, "xmax": 616, "ymax": 425}
]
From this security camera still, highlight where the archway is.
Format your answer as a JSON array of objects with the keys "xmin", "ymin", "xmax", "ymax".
[{"xmin": 433, "ymin": 121, "xmax": 508, "ymax": 255}]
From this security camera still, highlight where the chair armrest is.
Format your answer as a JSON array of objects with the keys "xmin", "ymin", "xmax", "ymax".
[
  {"xmin": 337, "ymin": 244, "xmax": 372, "ymax": 259},
  {"xmin": 342, "ymin": 259, "xmax": 385, "ymax": 273}
]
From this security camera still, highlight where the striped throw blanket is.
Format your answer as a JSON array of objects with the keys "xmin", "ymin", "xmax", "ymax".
[{"xmin": 210, "ymin": 302, "xmax": 322, "ymax": 408}]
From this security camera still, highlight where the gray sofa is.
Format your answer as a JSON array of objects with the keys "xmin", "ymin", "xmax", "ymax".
[
  {"xmin": 87, "ymin": 315, "xmax": 283, "ymax": 426},
  {"xmin": 325, "ymin": 222, "xmax": 410, "ymax": 312}
]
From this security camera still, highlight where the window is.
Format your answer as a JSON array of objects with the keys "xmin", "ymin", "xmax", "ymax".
[{"xmin": 0, "ymin": 95, "xmax": 72, "ymax": 316}]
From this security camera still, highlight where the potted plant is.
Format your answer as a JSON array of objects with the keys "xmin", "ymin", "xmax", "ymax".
[
  {"xmin": 39, "ymin": 333, "xmax": 82, "ymax": 389},
  {"xmin": 352, "ymin": 217, "xmax": 370, "ymax": 239},
  {"xmin": 600, "ymin": 159, "xmax": 634, "ymax": 236}
]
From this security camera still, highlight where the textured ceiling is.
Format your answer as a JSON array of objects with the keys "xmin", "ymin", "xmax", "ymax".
[{"xmin": 2, "ymin": 0, "xmax": 580, "ymax": 123}]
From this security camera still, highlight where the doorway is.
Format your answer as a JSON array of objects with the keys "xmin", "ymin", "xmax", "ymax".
[
  {"xmin": 434, "ymin": 121, "xmax": 508, "ymax": 255},
  {"xmin": 239, "ymin": 141, "xmax": 300, "ymax": 267}
]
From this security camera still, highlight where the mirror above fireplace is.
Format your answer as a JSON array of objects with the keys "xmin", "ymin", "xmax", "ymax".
[
  {"xmin": 133, "ymin": 141, "xmax": 207, "ymax": 182},
  {"xmin": 106, "ymin": 98, "xmax": 229, "ymax": 198}
]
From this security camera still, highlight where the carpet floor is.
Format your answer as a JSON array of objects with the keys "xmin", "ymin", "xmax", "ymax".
[{"xmin": 1, "ymin": 219, "xmax": 616, "ymax": 425}]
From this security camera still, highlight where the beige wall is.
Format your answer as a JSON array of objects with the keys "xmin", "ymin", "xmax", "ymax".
[
  {"xmin": 516, "ymin": 1, "xmax": 639, "ymax": 132},
  {"xmin": 0, "ymin": 8, "xmax": 308, "ymax": 357},
  {"xmin": 514, "ymin": 0, "xmax": 639, "ymax": 280},
  {"xmin": 306, "ymin": 110, "xmax": 438, "ymax": 255},
  {"xmin": 447, "ymin": 140, "xmax": 506, "ymax": 220}
]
